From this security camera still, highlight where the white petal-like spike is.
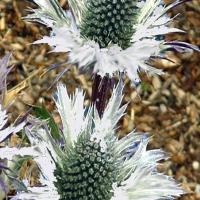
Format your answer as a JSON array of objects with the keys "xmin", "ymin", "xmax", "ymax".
[
  {"xmin": 33, "ymin": 27, "xmax": 81, "ymax": 52},
  {"xmin": 113, "ymin": 167, "xmax": 183, "ymax": 200},
  {"xmin": 117, "ymin": 136, "xmax": 168, "ymax": 183},
  {"xmin": 137, "ymin": 0, "xmax": 162, "ymax": 24},
  {"xmin": 133, "ymin": 1, "xmax": 186, "ymax": 42},
  {"xmin": 92, "ymin": 79, "xmax": 126, "ymax": 147},
  {"xmin": 24, "ymin": 125, "xmax": 62, "ymax": 185},
  {"xmin": 54, "ymin": 84, "xmax": 86, "ymax": 147},
  {"xmin": 25, "ymin": 0, "xmax": 71, "ymax": 28},
  {"xmin": 114, "ymin": 131, "xmax": 145, "ymax": 157},
  {"xmin": 68, "ymin": 0, "xmax": 86, "ymax": 26}
]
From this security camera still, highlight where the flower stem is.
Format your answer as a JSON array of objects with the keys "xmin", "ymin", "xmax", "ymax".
[{"xmin": 91, "ymin": 74, "xmax": 113, "ymax": 117}]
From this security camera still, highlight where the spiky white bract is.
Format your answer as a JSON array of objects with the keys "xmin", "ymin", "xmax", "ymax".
[
  {"xmin": 25, "ymin": 0, "xmax": 70, "ymax": 27},
  {"xmin": 133, "ymin": 0, "xmax": 180, "ymax": 41},
  {"xmin": 67, "ymin": 0, "xmax": 86, "ymax": 26},
  {"xmin": 54, "ymin": 83, "xmax": 87, "ymax": 147},
  {"xmin": 1, "ymin": 81, "xmax": 183, "ymax": 199},
  {"xmin": 26, "ymin": 0, "xmax": 198, "ymax": 85},
  {"xmin": 112, "ymin": 167, "xmax": 184, "ymax": 200}
]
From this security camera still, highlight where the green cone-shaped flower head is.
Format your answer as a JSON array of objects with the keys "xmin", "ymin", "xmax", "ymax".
[
  {"xmin": 80, "ymin": 0, "xmax": 139, "ymax": 49},
  {"xmin": 54, "ymin": 138, "xmax": 115, "ymax": 200}
]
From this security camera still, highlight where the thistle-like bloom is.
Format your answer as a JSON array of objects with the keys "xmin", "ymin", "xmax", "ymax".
[
  {"xmin": 0, "ymin": 81, "xmax": 183, "ymax": 199},
  {"xmin": 26, "ymin": 0, "xmax": 199, "ymax": 85}
]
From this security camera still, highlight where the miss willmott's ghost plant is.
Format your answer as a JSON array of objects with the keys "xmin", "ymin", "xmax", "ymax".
[
  {"xmin": 0, "ymin": 80, "xmax": 184, "ymax": 200},
  {"xmin": 26, "ymin": 0, "xmax": 198, "ymax": 85},
  {"xmin": 0, "ymin": 0, "xmax": 196, "ymax": 199}
]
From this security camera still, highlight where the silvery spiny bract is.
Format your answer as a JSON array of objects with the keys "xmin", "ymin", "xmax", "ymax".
[
  {"xmin": 0, "ymin": 81, "xmax": 183, "ymax": 200},
  {"xmin": 26, "ymin": 0, "xmax": 199, "ymax": 86}
]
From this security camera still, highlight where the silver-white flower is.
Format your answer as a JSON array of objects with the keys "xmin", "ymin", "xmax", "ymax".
[
  {"xmin": 25, "ymin": 0, "xmax": 198, "ymax": 85},
  {"xmin": 0, "ymin": 81, "xmax": 184, "ymax": 200}
]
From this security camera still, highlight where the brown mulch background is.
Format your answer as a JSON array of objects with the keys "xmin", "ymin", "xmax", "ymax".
[{"xmin": 0, "ymin": 0, "xmax": 200, "ymax": 199}]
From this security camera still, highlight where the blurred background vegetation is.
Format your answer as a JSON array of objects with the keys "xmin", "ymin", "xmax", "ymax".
[{"xmin": 0, "ymin": 0, "xmax": 199, "ymax": 199}]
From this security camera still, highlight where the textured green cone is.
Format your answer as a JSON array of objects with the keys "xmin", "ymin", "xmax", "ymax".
[
  {"xmin": 80, "ymin": 0, "xmax": 139, "ymax": 49},
  {"xmin": 54, "ymin": 139, "xmax": 116, "ymax": 200}
]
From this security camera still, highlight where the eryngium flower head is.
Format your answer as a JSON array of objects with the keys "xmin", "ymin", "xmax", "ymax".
[
  {"xmin": 1, "ymin": 81, "xmax": 184, "ymax": 200},
  {"xmin": 26, "ymin": 0, "xmax": 199, "ymax": 86},
  {"xmin": 80, "ymin": 0, "xmax": 139, "ymax": 49}
]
